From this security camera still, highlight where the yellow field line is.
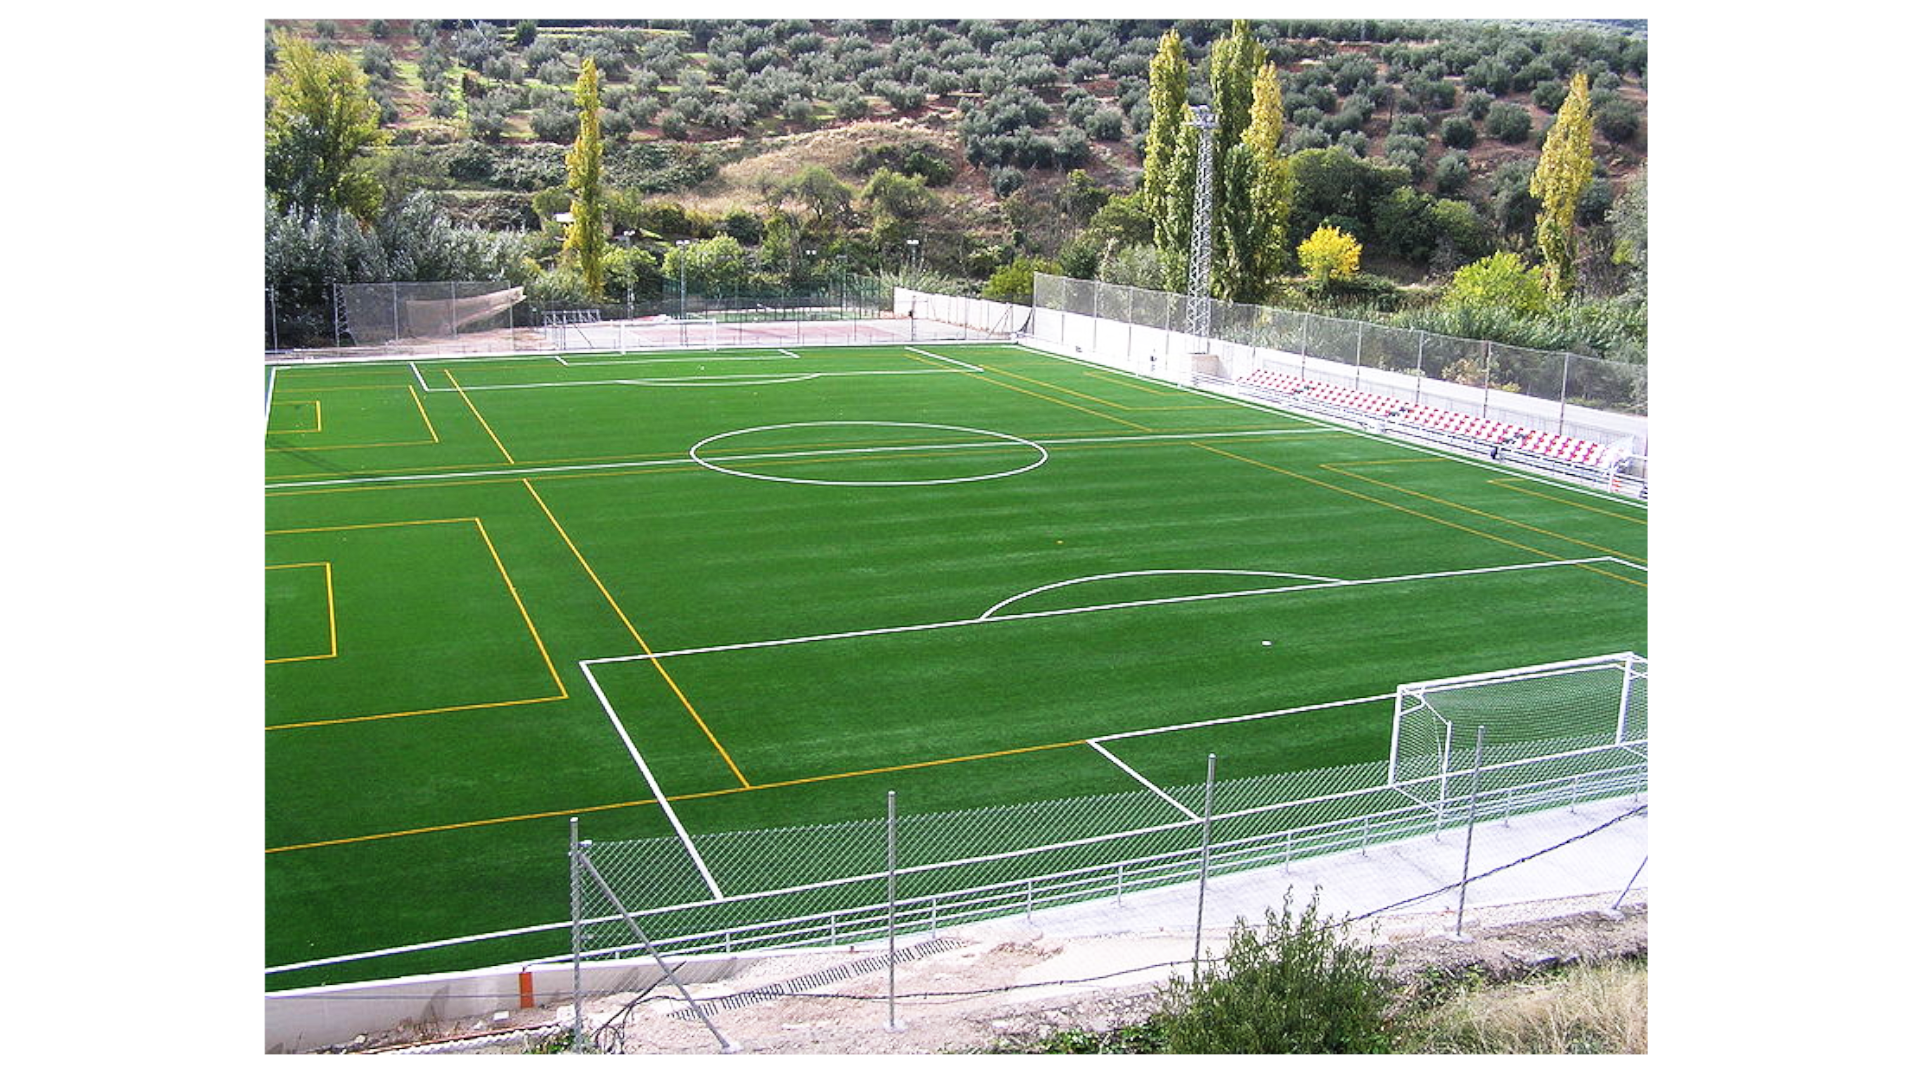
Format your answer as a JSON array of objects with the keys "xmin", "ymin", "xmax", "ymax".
[
  {"xmin": 671, "ymin": 738, "xmax": 1090, "ymax": 801},
  {"xmin": 263, "ymin": 517, "xmax": 570, "ymax": 729},
  {"xmin": 407, "ymin": 382, "xmax": 441, "ymax": 444},
  {"xmin": 265, "ymin": 693, "xmax": 569, "ymax": 732},
  {"xmin": 265, "ymin": 400, "xmax": 322, "ymax": 436},
  {"xmin": 263, "ymin": 561, "xmax": 336, "ymax": 663},
  {"xmin": 1319, "ymin": 463, "xmax": 1645, "ymax": 563},
  {"xmin": 469, "ymin": 516, "xmax": 568, "ymax": 696},
  {"xmin": 264, "ymin": 738, "xmax": 1088, "ymax": 853},
  {"xmin": 447, "ymin": 369, "xmax": 515, "ymax": 463},
  {"xmin": 1487, "ymin": 477, "xmax": 1649, "ymax": 524},
  {"xmin": 968, "ymin": 367, "xmax": 1154, "ymax": 431},
  {"xmin": 1192, "ymin": 444, "xmax": 1646, "ymax": 588},
  {"xmin": 520, "ymin": 479, "xmax": 751, "ymax": 789},
  {"xmin": 267, "ymin": 517, "xmax": 475, "ymax": 536},
  {"xmin": 266, "ymin": 795, "xmax": 660, "ymax": 853},
  {"xmin": 993, "ymin": 365, "xmax": 1215, "ymax": 410}
]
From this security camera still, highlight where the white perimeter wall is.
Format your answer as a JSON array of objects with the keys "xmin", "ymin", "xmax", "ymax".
[
  {"xmin": 265, "ymin": 953, "xmax": 744, "ymax": 1054},
  {"xmin": 895, "ymin": 289, "xmax": 1647, "ymax": 454}
]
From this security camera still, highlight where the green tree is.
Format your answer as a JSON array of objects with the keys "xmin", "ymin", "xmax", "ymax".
[
  {"xmin": 1530, "ymin": 72, "xmax": 1595, "ymax": 299},
  {"xmin": 861, "ymin": 168, "xmax": 938, "ymax": 228},
  {"xmin": 983, "ymin": 255, "xmax": 1060, "ymax": 304},
  {"xmin": 1298, "ymin": 224, "xmax": 1362, "ymax": 288},
  {"xmin": 1142, "ymin": 30, "xmax": 1190, "ymax": 258},
  {"xmin": 1445, "ymin": 251, "xmax": 1549, "ymax": 315},
  {"xmin": 1217, "ymin": 60, "xmax": 1289, "ymax": 301},
  {"xmin": 1607, "ymin": 169, "xmax": 1648, "ymax": 302},
  {"xmin": 265, "ymin": 32, "xmax": 391, "ymax": 222},
  {"xmin": 1207, "ymin": 20, "xmax": 1262, "ymax": 159},
  {"xmin": 562, "ymin": 59, "xmax": 610, "ymax": 300},
  {"xmin": 785, "ymin": 164, "xmax": 855, "ymax": 227}
]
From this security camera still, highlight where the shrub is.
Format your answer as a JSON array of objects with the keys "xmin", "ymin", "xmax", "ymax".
[
  {"xmin": 1595, "ymin": 99, "xmax": 1640, "ymax": 144},
  {"xmin": 1433, "ymin": 150, "xmax": 1471, "ymax": 195},
  {"xmin": 529, "ymin": 106, "xmax": 578, "ymax": 143},
  {"xmin": 983, "ymin": 255, "xmax": 1059, "ymax": 304},
  {"xmin": 1155, "ymin": 889, "xmax": 1393, "ymax": 1054},
  {"xmin": 1484, "ymin": 101, "xmax": 1532, "ymax": 144},
  {"xmin": 1086, "ymin": 106, "xmax": 1125, "ymax": 142},
  {"xmin": 360, "ymin": 43, "xmax": 395, "ymax": 80},
  {"xmin": 1440, "ymin": 115, "xmax": 1477, "ymax": 149}
]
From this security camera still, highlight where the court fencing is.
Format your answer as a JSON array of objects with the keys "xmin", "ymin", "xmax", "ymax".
[
  {"xmin": 264, "ymin": 658, "xmax": 1648, "ymax": 1052},
  {"xmin": 556, "ymin": 656, "xmax": 1646, "ymax": 1050},
  {"xmin": 264, "ymin": 277, "xmax": 1009, "ymax": 360},
  {"xmin": 877, "ymin": 278, "xmax": 1649, "ymax": 495}
]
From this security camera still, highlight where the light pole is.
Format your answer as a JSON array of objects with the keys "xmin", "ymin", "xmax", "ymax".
[
  {"xmin": 1184, "ymin": 104, "xmax": 1219, "ymax": 341},
  {"xmin": 905, "ymin": 238, "xmax": 920, "ymax": 274}
]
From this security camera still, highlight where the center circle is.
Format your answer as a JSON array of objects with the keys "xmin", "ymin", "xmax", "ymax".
[{"xmin": 687, "ymin": 421, "xmax": 1050, "ymax": 487}]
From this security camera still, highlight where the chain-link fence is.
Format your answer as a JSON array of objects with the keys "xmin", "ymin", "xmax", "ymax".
[
  {"xmin": 1027, "ymin": 274, "xmax": 1648, "ymax": 494},
  {"xmin": 1033, "ymin": 274, "xmax": 1647, "ymax": 419},
  {"xmin": 265, "ymin": 276, "xmax": 1011, "ymax": 359}
]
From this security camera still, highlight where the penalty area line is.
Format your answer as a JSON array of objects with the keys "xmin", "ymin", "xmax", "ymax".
[
  {"xmin": 580, "ymin": 659, "xmax": 725, "ymax": 900},
  {"xmin": 1085, "ymin": 740, "xmax": 1200, "ymax": 821}
]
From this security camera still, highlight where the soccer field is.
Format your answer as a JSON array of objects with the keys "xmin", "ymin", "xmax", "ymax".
[{"xmin": 264, "ymin": 342, "xmax": 1646, "ymax": 989}]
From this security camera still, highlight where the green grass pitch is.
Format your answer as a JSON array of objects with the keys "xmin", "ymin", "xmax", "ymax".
[{"xmin": 264, "ymin": 343, "xmax": 1646, "ymax": 989}]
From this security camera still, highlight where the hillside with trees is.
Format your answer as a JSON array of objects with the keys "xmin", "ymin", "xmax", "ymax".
[{"xmin": 264, "ymin": 17, "xmax": 1647, "ymax": 365}]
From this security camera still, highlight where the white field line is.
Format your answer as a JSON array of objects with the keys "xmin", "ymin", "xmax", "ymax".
[
  {"xmin": 1084, "ymin": 740, "xmax": 1200, "ymax": 821},
  {"xmin": 553, "ymin": 350, "xmax": 796, "ymax": 366},
  {"xmin": 265, "ymin": 917, "xmax": 574, "ymax": 976},
  {"xmin": 264, "ymin": 364, "xmax": 279, "ymax": 425},
  {"xmin": 579, "ymin": 660, "xmax": 724, "ymax": 900},
  {"xmin": 261, "ymin": 426, "xmax": 1311, "ymax": 492},
  {"xmin": 1096, "ymin": 691, "xmax": 1401, "ymax": 744},
  {"xmin": 904, "ymin": 346, "xmax": 986, "ymax": 372},
  {"xmin": 978, "ymin": 568, "xmax": 1348, "ymax": 621},
  {"xmin": 1012, "ymin": 341, "xmax": 1650, "ymax": 510},
  {"xmin": 607, "ymin": 557, "xmax": 1630, "ymax": 666},
  {"xmin": 403, "ymin": 353, "xmax": 970, "ymax": 395}
]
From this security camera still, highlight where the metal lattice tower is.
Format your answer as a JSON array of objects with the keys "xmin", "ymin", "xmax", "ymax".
[{"xmin": 1184, "ymin": 104, "xmax": 1219, "ymax": 340}]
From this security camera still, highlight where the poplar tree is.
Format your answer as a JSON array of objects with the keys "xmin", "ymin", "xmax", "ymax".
[
  {"xmin": 1207, "ymin": 21, "xmax": 1262, "ymax": 156},
  {"xmin": 1529, "ymin": 72, "xmax": 1594, "ymax": 300},
  {"xmin": 562, "ymin": 59, "xmax": 609, "ymax": 300},
  {"xmin": 1163, "ymin": 116, "xmax": 1199, "ymax": 294},
  {"xmin": 1218, "ymin": 62, "xmax": 1290, "ymax": 302},
  {"xmin": 1142, "ymin": 30, "xmax": 1190, "ymax": 259}
]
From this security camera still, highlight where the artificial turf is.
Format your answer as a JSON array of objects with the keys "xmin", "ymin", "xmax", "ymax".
[{"xmin": 264, "ymin": 342, "xmax": 1646, "ymax": 988}]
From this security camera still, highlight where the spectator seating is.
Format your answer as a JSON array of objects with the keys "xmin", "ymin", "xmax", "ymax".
[{"xmin": 1234, "ymin": 365, "xmax": 1625, "ymax": 474}]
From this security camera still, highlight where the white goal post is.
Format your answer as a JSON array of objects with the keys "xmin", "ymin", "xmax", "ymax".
[{"xmin": 1387, "ymin": 652, "xmax": 1647, "ymax": 808}]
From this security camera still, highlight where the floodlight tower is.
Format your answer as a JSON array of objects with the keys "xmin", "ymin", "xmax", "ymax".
[{"xmin": 1184, "ymin": 104, "xmax": 1219, "ymax": 340}]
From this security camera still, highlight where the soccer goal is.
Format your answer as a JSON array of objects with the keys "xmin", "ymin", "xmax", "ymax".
[{"xmin": 1387, "ymin": 652, "xmax": 1647, "ymax": 810}]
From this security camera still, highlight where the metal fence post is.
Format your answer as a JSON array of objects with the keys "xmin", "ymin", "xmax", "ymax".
[
  {"xmin": 886, "ymin": 790, "xmax": 905, "ymax": 1032},
  {"xmin": 1452, "ymin": 727, "xmax": 1485, "ymax": 941},
  {"xmin": 1193, "ymin": 753, "xmax": 1216, "ymax": 971},
  {"xmin": 569, "ymin": 817, "xmax": 584, "ymax": 1052}
]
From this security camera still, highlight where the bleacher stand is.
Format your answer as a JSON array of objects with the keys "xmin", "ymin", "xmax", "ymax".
[{"xmin": 1233, "ymin": 365, "xmax": 1628, "ymax": 485}]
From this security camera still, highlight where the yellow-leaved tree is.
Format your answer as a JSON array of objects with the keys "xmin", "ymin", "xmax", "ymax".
[
  {"xmin": 562, "ymin": 59, "xmax": 608, "ymax": 301},
  {"xmin": 1529, "ymin": 73, "xmax": 1595, "ymax": 301},
  {"xmin": 1298, "ymin": 225, "xmax": 1362, "ymax": 289}
]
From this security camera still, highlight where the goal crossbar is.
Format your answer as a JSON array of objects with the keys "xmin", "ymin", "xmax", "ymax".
[{"xmin": 1387, "ymin": 651, "xmax": 1647, "ymax": 800}]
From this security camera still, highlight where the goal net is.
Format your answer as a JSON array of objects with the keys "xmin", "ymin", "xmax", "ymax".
[{"xmin": 1387, "ymin": 652, "xmax": 1647, "ymax": 809}]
